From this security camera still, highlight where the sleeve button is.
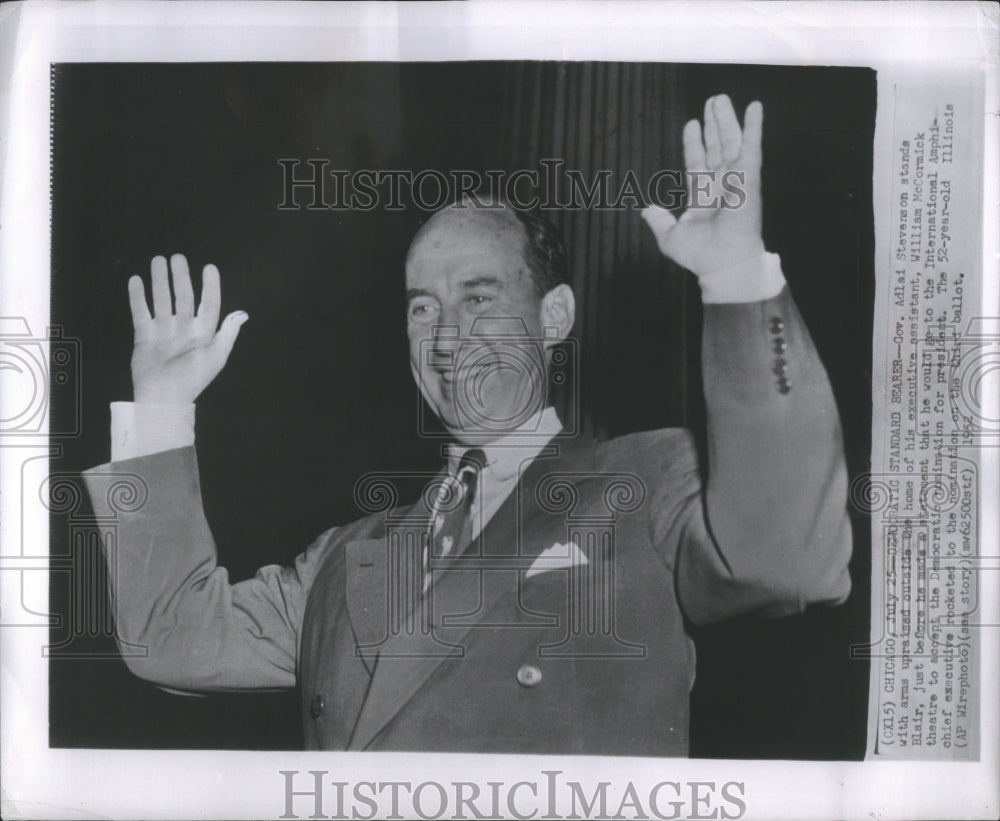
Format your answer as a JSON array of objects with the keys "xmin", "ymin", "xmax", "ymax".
[{"xmin": 516, "ymin": 664, "xmax": 543, "ymax": 687}]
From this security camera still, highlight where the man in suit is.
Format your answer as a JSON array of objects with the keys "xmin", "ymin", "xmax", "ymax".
[{"xmin": 83, "ymin": 95, "xmax": 851, "ymax": 755}]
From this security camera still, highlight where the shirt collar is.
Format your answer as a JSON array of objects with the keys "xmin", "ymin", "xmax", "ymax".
[{"xmin": 445, "ymin": 407, "xmax": 563, "ymax": 481}]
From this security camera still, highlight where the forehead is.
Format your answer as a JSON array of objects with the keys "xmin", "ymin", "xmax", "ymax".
[{"xmin": 405, "ymin": 208, "xmax": 528, "ymax": 289}]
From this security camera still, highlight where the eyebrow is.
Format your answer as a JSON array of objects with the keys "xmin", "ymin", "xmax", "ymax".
[{"xmin": 459, "ymin": 276, "xmax": 503, "ymax": 289}]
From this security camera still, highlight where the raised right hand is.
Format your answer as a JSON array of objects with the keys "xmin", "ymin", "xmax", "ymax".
[
  {"xmin": 642, "ymin": 94, "xmax": 765, "ymax": 277},
  {"xmin": 128, "ymin": 254, "xmax": 248, "ymax": 404}
]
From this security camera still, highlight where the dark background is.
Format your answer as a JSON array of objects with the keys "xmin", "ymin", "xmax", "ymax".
[{"xmin": 49, "ymin": 62, "xmax": 875, "ymax": 758}]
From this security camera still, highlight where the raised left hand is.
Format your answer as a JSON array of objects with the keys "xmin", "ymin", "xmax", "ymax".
[{"xmin": 643, "ymin": 94, "xmax": 765, "ymax": 277}]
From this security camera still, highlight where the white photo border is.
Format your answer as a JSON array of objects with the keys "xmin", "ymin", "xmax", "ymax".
[{"xmin": 1, "ymin": 2, "xmax": 997, "ymax": 819}]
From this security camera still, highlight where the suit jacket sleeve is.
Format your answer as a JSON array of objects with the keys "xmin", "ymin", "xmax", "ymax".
[
  {"xmin": 82, "ymin": 446, "xmax": 335, "ymax": 691},
  {"xmin": 651, "ymin": 285, "xmax": 853, "ymax": 625}
]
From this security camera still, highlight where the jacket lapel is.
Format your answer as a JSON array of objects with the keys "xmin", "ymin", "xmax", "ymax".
[
  {"xmin": 344, "ymin": 538, "xmax": 389, "ymax": 674},
  {"xmin": 344, "ymin": 494, "xmax": 437, "ymax": 673},
  {"xmin": 347, "ymin": 434, "xmax": 597, "ymax": 750}
]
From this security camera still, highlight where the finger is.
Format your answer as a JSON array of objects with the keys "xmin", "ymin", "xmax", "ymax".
[
  {"xmin": 150, "ymin": 255, "xmax": 172, "ymax": 318},
  {"xmin": 740, "ymin": 100, "xmax": 764, "ymax": 167},
  {"xmin": 171, "ymin": 253, "xmax": 195, "ymax": 317},
  {"xmin": 640, "ymin": 204, "xmax": 678, "ymax": 255},
  {"xmin": 127, "ymin": 275, "xmax": 152, "ymax": 331},
  {"xmin": 208, "ymin": 310, "xmax": 249, "ymax": 367},
  {"xmin": 702, "ymin": 95, "xmax": 722, "ymax": 169},
  {"xmin": 713, "ymin": 94, "xmax": 742, "ymax": 164},
  {"xmin": 682, "ymin": 118, "xmax": 706, "ymax": 172},
  {"xmin": 196, "ymin": 263, "xmax": 221, "ymax": 331}
]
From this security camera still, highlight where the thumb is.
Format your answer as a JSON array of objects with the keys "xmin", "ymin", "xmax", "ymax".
[
  {"xmin": 641, "ymin": 205, "xmax": 678, "ymax": 255},
  {"xmin": 209, "ymin": 310, "xmax": 249, "ymax": 365}
]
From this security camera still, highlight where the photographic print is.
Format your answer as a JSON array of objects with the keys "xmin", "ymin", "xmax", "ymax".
[{"xmin": 2, "ymin": 2, "xmax": 996, "ymax": 819}]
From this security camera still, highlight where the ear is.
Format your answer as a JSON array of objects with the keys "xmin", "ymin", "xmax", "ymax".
[{"xmin": 539, "ymin": 284, "xmax": 575, "ymax": 348}]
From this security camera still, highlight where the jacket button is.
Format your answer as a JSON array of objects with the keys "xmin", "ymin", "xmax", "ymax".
[
  {"xmin": 772, "ymin": 357, "xmax": 789, "ymax": 376},
  {"xmin": 768, "ymin": 317, "xmax": 784, "ymax": 334},
  {"xmin": 516, "ymin": 664, "xmax": 543, "ymax": 687},
  {"xmin": 310, "ymin": 695, "xmax": 325, "ymax": 719},
  {"xmin": 776, "ymin": 377, "xmax": 791, "ymax": 395},
  {"xmin": 772, "ymin": 337, "xmax": 788, "ymax": 355}
]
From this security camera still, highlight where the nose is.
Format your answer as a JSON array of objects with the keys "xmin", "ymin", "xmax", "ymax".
[{"xmin": 426, "ymin": 324, "xmax": 460, "ymax": 372}]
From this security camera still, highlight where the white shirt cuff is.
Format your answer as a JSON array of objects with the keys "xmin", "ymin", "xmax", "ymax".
[
  {"xmin": 110, "ymin": 401, "xmax": 195, "ymax": 462},
  {"xmin": 698, "ymin": 251, "xmax": 787, "ymax": 304}
]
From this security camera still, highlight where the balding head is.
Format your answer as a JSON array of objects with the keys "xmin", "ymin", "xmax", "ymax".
[{"xmin": 407, "ymin": 201, "xmax": 568, "ymax": 299}]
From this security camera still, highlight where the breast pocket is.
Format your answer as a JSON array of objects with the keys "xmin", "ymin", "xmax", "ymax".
[{"xmin": 518, "ymin": 559, "xmax": 646, "ymax": 660}]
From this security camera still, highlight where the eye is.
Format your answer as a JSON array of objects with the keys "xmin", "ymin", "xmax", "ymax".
[
  {"xmin": 408, "ymin": 299, "xmax": 439, "ymax": 323},
  {"xmin": 466, "ymin": 294, "xmax": 494, "ymax": 309}
]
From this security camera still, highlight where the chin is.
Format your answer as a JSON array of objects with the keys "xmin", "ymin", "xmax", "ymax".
[
  {"xmin": 425, "ymin": 385, "xmax": 532, "ymax": 443},
  {"xmin": 448, "ymin": 430, "xmax": 491, "ymax": 446},
  {"xmin": 433, "ymin": 408, "xmax": 501, "ymax": 445}
]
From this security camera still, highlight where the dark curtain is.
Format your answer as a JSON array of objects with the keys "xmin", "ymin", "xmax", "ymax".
[
  {"xmin": 502, "ymin": 62, "xmax": 694, "ymax": 438},
  {"xmin": 49, "ymin": 62, "xmax": 873, "ymax": 759}
]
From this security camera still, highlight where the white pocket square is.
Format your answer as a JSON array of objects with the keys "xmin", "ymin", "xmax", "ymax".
[{"xmin": 526, "ymin": 541, "xmax": 589, "ymax": 578}]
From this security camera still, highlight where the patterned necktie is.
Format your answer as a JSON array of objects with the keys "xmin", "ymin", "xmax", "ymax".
[{"xmin": 422, "ymin": 448, "xmax": 485, "ymax": 594}]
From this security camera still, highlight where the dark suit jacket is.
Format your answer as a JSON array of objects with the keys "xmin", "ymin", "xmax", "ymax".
[{"xmin": 83, "ymin": 288, "xmax": 852, "ymax": 755}]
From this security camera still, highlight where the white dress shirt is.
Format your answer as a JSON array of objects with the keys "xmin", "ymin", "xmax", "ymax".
[{"xmin": 443, "ymin": 406, "xmax": 564, "ymax": 539}]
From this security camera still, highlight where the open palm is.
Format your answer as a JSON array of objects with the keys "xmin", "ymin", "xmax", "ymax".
[
  {"xmin": 644, "ymin": 94, "xmax": 765, "ymax": 276},
  {"xmin": 129, "ymin": 254, "xmax": 248, "ymax": 404}
]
